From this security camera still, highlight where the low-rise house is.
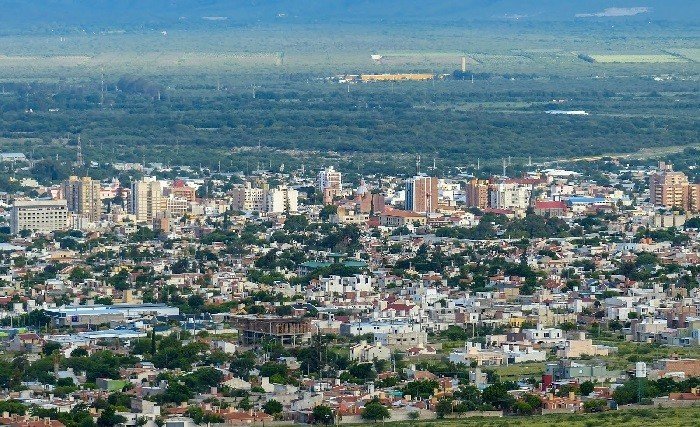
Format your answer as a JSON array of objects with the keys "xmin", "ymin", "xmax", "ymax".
[{"xmin": 350, "ymin": 340, "xmax": 391, "ymax": 362}]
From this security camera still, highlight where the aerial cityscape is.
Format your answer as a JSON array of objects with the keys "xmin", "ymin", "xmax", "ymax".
[{"xmin": 0, "ymin": 1, "xmax": 699, "ymax": 427}]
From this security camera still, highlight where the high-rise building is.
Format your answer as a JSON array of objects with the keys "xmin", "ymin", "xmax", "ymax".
[
  {"xmin": 690, "ymin": 184, "xmax": 700, "ymax": 213},
  {"xmin": 130, "ymin": 177, "xmax": 163, "ymax": 222},
  {"xmin": 232, "ymin": 182, "xmax": 298, "ymax": 213},
  {"xmin": 649, "ymin": 163, "xmax": 691, "ymax": 210},
  {"xmin": 11, "ymin": 199, "xmax": 69, "ymax": 234},
  {"xmin": 465, "ymin": 179, "xmax": 489, "ymax": 209},
  {"xmin": 231, "ymin": 182, "xmax": 266, "ymax": 212},
  {"xmin": 61, "ymin": 176, "xmax": 102, "ymax": 222},
  {"xmin": 266, "ymin": 186, "xmax": 299, "ymax": 213},
  {"xmin": 317, "ymin": 166, "xmax": 342, "ymax": 204},
  {"xmin": 488, "ymin": 182, "xmax": 531, "ymax": 211},
  {"xmin": 405, "ymin": 175, "xmax": 438, "ymax": 213}
]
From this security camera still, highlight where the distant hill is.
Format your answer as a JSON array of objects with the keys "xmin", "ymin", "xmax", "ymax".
[{"xmin": 1, "ymin": 0, "xmax": 698, "ymax": 31}]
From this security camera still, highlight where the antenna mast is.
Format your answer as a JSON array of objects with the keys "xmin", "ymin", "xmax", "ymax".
[
  {"xmin": 100, "ymin": 66, "xmax": 105, "ymax": 107},
  {"xmin": 76, "ymin": 135, "xmax": 84, "ymax": 167}
]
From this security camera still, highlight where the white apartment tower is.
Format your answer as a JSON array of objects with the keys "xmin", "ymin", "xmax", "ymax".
[
  {"xmin": 489, "ymin": 182, "xmax": 531, "ymax": 211},
  {"xmin": 317, "ymin": 166, "xmax": 342, "ymax": 204},
  {"xmin": 231, "ymin": 182, "xmax": 266, "ymax": 212},
  {"xmin": 266, "ymin": 186, "xmax": 299, "ymax": 213}
]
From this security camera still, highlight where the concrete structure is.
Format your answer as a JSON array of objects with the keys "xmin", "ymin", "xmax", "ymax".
[
  {"xmin": 349, "ymin": 340, "xmax": 391, "ymax": 362},
  {"xmin": 545, "ymin": 360, "xmax": 619, "ymax": 382},
  {"xmin": 556, "ymin": 333, "xmax": 613, "ymax": 358},
  {"xmin": 266, "ymin": 186, "xmax": 299, "ymax": 213},
  {"xmin": 231, "ymin": 182, "xmax": 297, "ymax": 213},
  {"xmin": 649, "ymin": 162, "xmax": 700, "ymax": 212},
  {"xmin": 11, "ymin": 199, "xmax": 69, "ymax": 234},
  {"xmin": 45, "ymin": 303, "xmax": 179, "ymax": 326},
  {"xmin": 449, "ymin": 342, "xmax": 505, "ymax": 366},
  {"xmin": 165, "ymin": 196, "xmax": 190, "ymax": 217},
  {"xmin": 61, "ymin": 176, "xmax": 102, "ymax": 222},
  {"xmin": 232, "ymin": 315, "xmax": 312, "ymax": 347},
  {"xmin": 168, "ymin": 179, "xmax": 196, "ymax": 202},
  {"xmin": 405, "ymin": 175, "xmax": 438, "ymax": 213},
  {"xmin": 330, "ymin": 207, "xmax": 369, "ymax": 225},
  {"xmin": 534, "ymin": 200, "xmax": 568, "ymax": 217},
  {"xmin": 378, "ymin": 209, "xmax": 427, "ymax": 227},
  {"xmin": 465, "ymin": 179, "xmax": 489, "ymax": 209},
  {"xmin": 489, "ymin": 182, "xmax": 531, "ymax": 211},
  {"xmin": 130, "ymin": 177, "xmax": 163, "ymax": 222},
  {"xmin": 231, "ymin": 182, "xmax": 266, "ymax": 212},
  {"xmin": 317, "ymin": 166, "xmax": 342, "ymax": 204},
  {"xmin": 523, "ymin": 326, "xmax": 564, "ymax": 344},
  {"xmin": 374, "ymin": 330, "xmax": 427, "ymax": 350}
]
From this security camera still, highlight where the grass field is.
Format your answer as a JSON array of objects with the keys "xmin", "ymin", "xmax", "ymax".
[
  {"xmin": 377, "ymin": 407, "xmax": 700, "ymax": 427},
  {"xmin": 666, "ymin": 48, "xmax": 700, "ymax": 62},
  {"xmin": 0, "ymin": 23, "xmax": 696, "ymax": 80},
  {"xmin": 587, "ymin": 54, "xmax": 687, "ymax": 63}
]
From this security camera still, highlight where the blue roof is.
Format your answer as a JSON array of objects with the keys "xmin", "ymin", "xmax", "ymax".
[{"xmin": 567, "ymin": 197, "xmax": 607, "ymax": 204}]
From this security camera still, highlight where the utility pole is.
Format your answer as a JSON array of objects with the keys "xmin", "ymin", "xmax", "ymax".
[{"xmin": 100, "ymin": 66, "xmax": 105, "ymax": 107}]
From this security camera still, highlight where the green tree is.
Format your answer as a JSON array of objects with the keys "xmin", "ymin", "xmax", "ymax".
[
  {"xmin": 580, "ymin": 381, "xmax": 595, "ymax": 396},
  {"xmin": 435, "ymin": 398, "xmax": 453, "ymax": 419},
  {"xmin": 583, "ymin": 399, "xmax": 607, "ymax": 413},
  {"xmin": 42, "ymin": 341, "xmax": 61, "ymax": 356},
  {"xmin": 263, "ymin": 399, "xmax": 283, "ymax": 415},
  {"xmin": 312, "ymin": 405, "xmax": 334, "ymax": 425},
  {"xmin": 361, "ymin": 400, "xmax": 389, "ymax": 422},
  {"xmin": 96, "ymin": 407, "xmax": 126, "ymax": 427},
  {"xmin": 481, "ymin": 384, "xmax": 515, "ymax": 411}
]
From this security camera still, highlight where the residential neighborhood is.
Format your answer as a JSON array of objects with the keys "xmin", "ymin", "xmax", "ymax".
[{"xmin": 0, "ymin": 157, "xmax": 699, "ymax": 426}]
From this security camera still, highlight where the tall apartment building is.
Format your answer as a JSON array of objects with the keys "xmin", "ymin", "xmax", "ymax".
[
  {"xmin": 231, "ymin": 182, "xmax": 266, "ymax": 212},
  {"xmin": 488, "ymin": 182, "xmax": 531, "ymax": 211},
  {"xmin": 266, "ymin": 186, "xmax": 299, "ymax": 213},
  {"xmin": 130, "ymin": 177, "xmax": 163, "ymax": 222},
  {"xmin": 11, "ymin": 199, "xmax": 69, "ymax": 234},
  {"xmin": 405, "ymin": 175, "xmax": 438, "ymax": 213},
  {"xmin": 648, "ymin": 163, "xmax": 700, "ymax": 211},
  {"xmin": 691, "ymin": 184, "xmax": 700, "ymax": 213},
  {"xmin": 61, "ymin": 176, "xmax": 102, "ymax": 222},
  {"xmin": 465, "ymin": 179, "xmax": 489, "ymax": 209},
  {"xmin": 317, "ymin": 166, "xmax": 342, "ymax": 204},
  {"xmin": 232, "ymin": 182, "xmax": 298, "ymax": 213}
]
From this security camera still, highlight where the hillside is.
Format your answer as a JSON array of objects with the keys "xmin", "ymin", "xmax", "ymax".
[{"xmin": 1, "ymin": 0, "xmax": 698, "ymax": 32}]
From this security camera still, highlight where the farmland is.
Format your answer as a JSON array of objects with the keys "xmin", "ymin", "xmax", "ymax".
[
  {"xmin": 586, "ymin": 54, "xmax": 688, "ymax": 63},
  {"xmin": 0, "ymin": 20, "xmax": 695, "ymax": 176}
]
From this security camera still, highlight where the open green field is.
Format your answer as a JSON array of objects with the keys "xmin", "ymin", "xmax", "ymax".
[
  {"xmin": 0, "ymin": 22, "xmax": 696, "ymax": 80},
  {"xmin": 587, "ymin": 54, "xmax": 687, "ymax": 63},
  {"xmin": 375, "ymin": 407, "xmax": 700, "ymax": 427},
  {"xmin": 0, "ymin": 21, "xmax": 695, "ymax": 180}
]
